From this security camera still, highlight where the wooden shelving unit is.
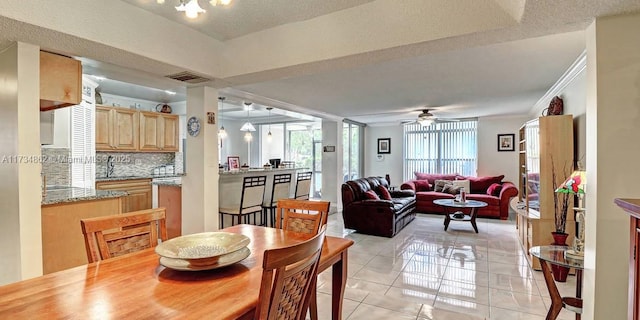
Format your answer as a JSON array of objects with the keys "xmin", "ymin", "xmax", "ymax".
[{"xmin": 516, "ymin": 115, "xmax": 574, "ymax": 270}]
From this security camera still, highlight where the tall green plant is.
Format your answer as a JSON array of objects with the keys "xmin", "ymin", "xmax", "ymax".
[{"xmin": 551, "ymin": 156, "xmax": 571, "ymax": 234}]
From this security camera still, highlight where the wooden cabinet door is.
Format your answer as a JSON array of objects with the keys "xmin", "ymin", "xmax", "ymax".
[
  {"xmin": 124, "ymin": 187, "xmax": 152, "ymax": 213},
  {"xmin": 162, "ymin": 115, "xmax": 179, "ymax": 152},
  {"xmin": 40, "ymin": 51, "xmax": 82, "ymax": 111},
  {"xmin": 113, "ymin": 109, "xmax": 138, "ymax": 151},
  {"xmin": 95, "ymin": 106, "xmax": 113, "ymax": 150},
  {"xmin": 96, "ymin": 179, "xmax": 151, "ymax": 213},
  {"xmin": 139, "ymin": 112, "xmax": 161, "ymax": 151}
]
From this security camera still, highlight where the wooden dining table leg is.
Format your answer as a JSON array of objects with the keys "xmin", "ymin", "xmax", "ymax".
[
  {"xmin": 539, "ymin": 258, "xmax": 563, "ymax": 320},
  {"xmin": 331, "ymin": 250, "xmax": 348, "ymax": 320}
]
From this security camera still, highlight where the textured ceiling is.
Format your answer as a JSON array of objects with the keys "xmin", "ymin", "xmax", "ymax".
[
  {"xmin": 120, "ymin": 0, "xmax": 376, "ymax": 40},
  {"xmin": 1, "ymin": 0, "xmax": 639, "ymax": 125}
]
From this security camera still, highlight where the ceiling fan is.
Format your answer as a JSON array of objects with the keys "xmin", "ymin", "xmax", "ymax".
[{"xmin": 402, "ymin": 109, "xmax": 459, "ymax": 126}]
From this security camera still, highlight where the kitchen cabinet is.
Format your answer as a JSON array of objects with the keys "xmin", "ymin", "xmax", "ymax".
[
  {"xmin": 41, "ymin": 197, "xmax": 123, "ymax": 274},
  {"xmin": 96, "ymin": 179, "xmax": 152, "ymax": 213},
  {"xmin": 95, "ymin": 106, "xmax": 138, "ymax": 151},
  {"xmin": 40, "ymin": 51, "xmax": 82, "ymax": 111},
  {"xmin": 96, "ymin": 106, "xmax": 177, "ymax": 152},
  {"xmin": 139, "ymin": 112, "xmax": 179, "ymax": 152}
]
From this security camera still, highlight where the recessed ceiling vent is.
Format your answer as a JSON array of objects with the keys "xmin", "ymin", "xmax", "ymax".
[{"xmin": 165, "ymin": 71, "xmax": 211, "ymax": 84}]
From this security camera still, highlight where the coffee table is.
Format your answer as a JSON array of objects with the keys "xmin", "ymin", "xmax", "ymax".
[{"xmin": 433, "ymin": 199, "xmax": 488, "ymax": 233}]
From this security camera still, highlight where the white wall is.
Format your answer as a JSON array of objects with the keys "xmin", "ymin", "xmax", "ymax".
[
  {"xmin": 364, "ymin": 125, "xmax": 403, "ymax": 185},
  {"xmin": 477, "ymin": 115, "xmax": 530, "ymax": 184},
  {"xmin": 583, "ymin": 13, "xmax": 640, "ymax": 320},
  {"xmin": 220, "ymin": 119, "xmax": 250, "ymax": 167}
]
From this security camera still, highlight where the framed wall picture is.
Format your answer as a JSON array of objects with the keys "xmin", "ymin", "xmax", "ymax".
[
  {"xmin": 497, "ymin": 134, "xmax": 515, "ymax": 152},
  {"xmin": 378, "ymin": 138, "xmax": 391, "ymax": 154},
  {"xmin": 227, "ymin": 156, "xmax": 240, "ymax": 170}
]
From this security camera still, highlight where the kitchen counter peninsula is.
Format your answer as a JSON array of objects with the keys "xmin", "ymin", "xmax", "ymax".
[
  {"xmin": 41, "ymin": 187, "xmax": 126, "ymax": 274},
  {"xmin": 219, "ymin": 167, "xmax": 309, "ymax": 226},
  {"xmin": 42, "ymin": 187, "xmax": 127, "ymax": 205}
]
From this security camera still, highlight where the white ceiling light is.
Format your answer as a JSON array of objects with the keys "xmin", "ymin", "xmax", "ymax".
[
  {"xmin": 172, "ymin": 0, "xmax": 231, "ymax": 19},
  {"xmin": 240, "ymin": 104, "xmax": 256, "ymax": 132}
]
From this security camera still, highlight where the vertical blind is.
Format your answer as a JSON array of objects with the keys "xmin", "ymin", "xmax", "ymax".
[{"xmin": 403, "ymin": 120, "xmax": 477, "ymax": 181}]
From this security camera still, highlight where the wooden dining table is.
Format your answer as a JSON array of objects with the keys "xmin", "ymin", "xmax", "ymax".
[{"xmin": 0, "ymin": 224, "xmax": 354, "ymax": 319}]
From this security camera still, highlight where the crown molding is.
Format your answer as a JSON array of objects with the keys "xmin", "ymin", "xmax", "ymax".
[{"xmin": 530, "ymin": 50, "xmax": 586, "ymax": 117}]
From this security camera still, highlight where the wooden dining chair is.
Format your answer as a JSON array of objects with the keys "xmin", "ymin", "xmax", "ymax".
[
  {"xmin": 275, "ymin": 199, "xmax": 329, "ymax": 233},
  {"xmin": 254, "ymin": 225, "xmax": 327, "ymax": 320},
  {"xmin": 274, "ymin": 199, "xmax": 330, "ymax": 320},
  {"xmin": 80, "ymin": 208, "xmax": 167, "ymax": 263}
]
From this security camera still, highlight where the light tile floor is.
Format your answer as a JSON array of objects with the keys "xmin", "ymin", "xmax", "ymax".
[{"xmin": 313, "ymin": 213, "xmax": 579, "ymax": 320}]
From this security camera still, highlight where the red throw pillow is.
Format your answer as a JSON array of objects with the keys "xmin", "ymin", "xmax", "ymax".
[
  {"xmin": 413, "ymin": 180, "xmax": 432, "ymax": 192},
  {"xmin": 377, "ymin": 185, "xmax": 392, "ymax": 200},
  {"xmin": 487, "ymin": 183, "xmax": 503, "ymax": 197},
  {"xmin": 363, "ymin": 190, "xmax": 380, "ymax": 200},
  {"xmin": 414, "ymin": 172, "xmax": 459, "ymax": 185}
]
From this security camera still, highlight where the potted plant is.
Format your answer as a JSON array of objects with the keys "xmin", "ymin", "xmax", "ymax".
[{"xmin": 551, "ymin": 159, "xmax": 572, "ymax": 281}]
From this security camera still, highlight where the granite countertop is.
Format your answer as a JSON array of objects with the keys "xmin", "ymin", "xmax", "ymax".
[
  {"xmin": 42, "ymin": 187, "xmax": 128, "ymax": 206},
  {"xmin": 219, "ymin": 167, "xmax": 309, "ymax": 175},
  {"xmin": 152, "ymin": 180, "xmax": 182, "ymax": 187},
  {"xmin": 95, "ymin": 173, "xmax": 185, "ymax": 182}
]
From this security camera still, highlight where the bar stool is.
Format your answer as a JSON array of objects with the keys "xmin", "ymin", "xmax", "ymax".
[
  {"xmin": 261, "ymin": 173, "xmax": 292, "ymax": 227},
  {"xmin": 293, "ymin": 171, "xmax": 312, "ymax": 200},
  {"xmin": 280, "ymin": 160, "xmax": 295, "ymax": 168},
  {"xmin": 219, "ymin": 175, "xmax": 267, "ymax": 228}
]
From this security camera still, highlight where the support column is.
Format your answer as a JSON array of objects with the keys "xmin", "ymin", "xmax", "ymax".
[
  {"xmin": 321, "ymin": 119, "xmax": 340, "ymax": 213},
  {"xmin": 583, "ymin": 12, "xmax": 640, "ymax": 320},
  {"xmin": 182, "ymin": 86, "xmax": 219, "ymax": 234},
  {"xmin": 0, "ymin": 42, "xmax": 42, "ymax": 285}
]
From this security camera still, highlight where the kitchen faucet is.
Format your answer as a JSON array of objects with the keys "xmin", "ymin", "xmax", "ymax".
[{"xmin": 107, "ymin": 155, "xmax": 115, "ymax": 177}]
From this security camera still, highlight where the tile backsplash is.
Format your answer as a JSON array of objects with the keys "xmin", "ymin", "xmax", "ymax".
[
  {"xmin": 41, "ymin": 148, "xmax": 71, "ymax": 186},
  {"xmin": 42, "ymin": 148, "xmax": 178, "ymax": 185},
  {"xmin": 96, "ymin": 152, "xmax": 176, "ymax": 178}
]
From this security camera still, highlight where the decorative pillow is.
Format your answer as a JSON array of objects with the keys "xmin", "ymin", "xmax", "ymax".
[
  {"xmin": 377, "ymin": 185, "xmax": 392, "ymax": 200},
  {"xmin": 457, "ymin": 175, "xmax": 505, "ymax": 193},
  {"xmin": 433, "ymin": 180, "xmax": 452, "ymax": 192},
  {"xmin": 415, "ymin": 172, "xmax": 459, "ymax": 185},
  {"xmin": 452, "ymin": 179, "xmax": 470, "ymax": 192},
  {"xmin": 413, "ymin": 180, "xmax": 432, "ymax": 192},
  {"xmin": 487, "ymin": 183, "xmax": 503, "ymax": 197},
  {"xmin": 442, "ymin": 184, "xmax": 462, "ymax": 195},
  {"xmin": 363, "ymin": 190, "xmax": 380, "ymax": 200}
]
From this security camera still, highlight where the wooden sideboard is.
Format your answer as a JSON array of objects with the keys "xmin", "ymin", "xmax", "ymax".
[{"xmin": 615, "ymin": 198, "xmax": 640, "ymax": 320}]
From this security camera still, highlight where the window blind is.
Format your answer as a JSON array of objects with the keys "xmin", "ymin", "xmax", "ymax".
[{"xmin": 403, "ymin": 120, "xmax": 477, "ymax": 181}]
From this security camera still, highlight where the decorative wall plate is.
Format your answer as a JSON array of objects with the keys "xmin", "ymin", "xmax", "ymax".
[{"xmin": 187, "ymin": 116, "xmax": 201, "ymax": 137}]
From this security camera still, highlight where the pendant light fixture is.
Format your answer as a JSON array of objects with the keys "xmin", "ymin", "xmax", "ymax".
[
  {"xmin": 266, "ymin": 107, "xmax": 273, "ymax": 143},
  {"xmin": 218, "ymin": 97, "xmax": 227, "ymax": 139},
  {"xmin": 240, "ymin": 102, "xmax": 255, "ymax": 142}
]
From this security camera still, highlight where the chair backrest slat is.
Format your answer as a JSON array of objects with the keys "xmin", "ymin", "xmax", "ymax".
[
  {"xmin": 255, "ymin": 226, "xmax": 326, "ymax": 320},
  {"xmin": 275, "ymin": 199, "xmax": 329, "ymax": 234},
  {"xmin": 81, "ymin": 208, "xmax": 167, "ymax": 262},
  {"xmin": 294, "ymin": 171, "xmax": 313, "ymax": 200}
]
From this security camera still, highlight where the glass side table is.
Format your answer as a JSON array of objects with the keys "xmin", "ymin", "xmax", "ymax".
[{"xmin": 530, "ymin": 245, "xmax": 584, "ymax": 320}]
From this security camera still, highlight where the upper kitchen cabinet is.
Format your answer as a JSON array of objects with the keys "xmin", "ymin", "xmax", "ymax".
[
  {"xmin": 95, "ymin": 106, "xmax": 138, "ymax": 151},
  {"xmin": 96, "ymin": 106, "xmax": 177, "ymax": 152},
  {"xmin": 40, "ymin": 51, "xmax": 82, "ymax": 111},
  {"xmin": 139, "ymin": 112, "xmax": 179, "ymax": 152}
]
